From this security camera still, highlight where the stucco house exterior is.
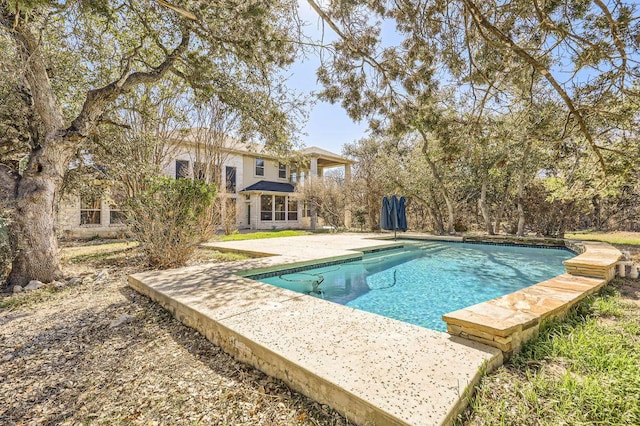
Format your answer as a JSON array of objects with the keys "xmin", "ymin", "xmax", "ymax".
[{"xmin": 57, "ymin": 131, "xmax": 353, "ymax": 238}]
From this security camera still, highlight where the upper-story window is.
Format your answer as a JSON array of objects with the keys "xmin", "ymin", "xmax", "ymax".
[
  {"xmin": 255, "ymin": 158, "xmax": 265, "ymax": 176},
  {"xmin": 278, "ymin": 163, "xmax": 287, "ymax": 179},
  {"xmin": 226, "ymin": 166, "xmax": 236, "ymax": 193},
  {"xmin": 175, "ymin": 160, "xmax": 189, "ymax": 179}
]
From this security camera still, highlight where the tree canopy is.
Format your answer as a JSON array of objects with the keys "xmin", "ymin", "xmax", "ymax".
[
  {"xmin": 306, "ymin": 0, "xmax": 640, "ymax": 235},
  {"xmin": 0, "ymin": 0, "xmax": 303, "ymax": 286},
  {"xmin": 308, "ymin": 0, "xmax": 640, "ymax": 167}
]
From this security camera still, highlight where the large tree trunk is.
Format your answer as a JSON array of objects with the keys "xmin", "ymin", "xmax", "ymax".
[
  {"xmin": 591, "ymin": 195, "xmax": 602, "ymax": 230},
  {"xmin": 7, "ymin": 140, "xmax": 71, "ymax": 286},
  {"xmin": 442, "ymin": 187, "xmax": 455, "ymax": 234}
]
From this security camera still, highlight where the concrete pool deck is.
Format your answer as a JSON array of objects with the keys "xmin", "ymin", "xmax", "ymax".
[{"xmin": 129, "ymin": 233, "xmax": 621, "ymax": 425}]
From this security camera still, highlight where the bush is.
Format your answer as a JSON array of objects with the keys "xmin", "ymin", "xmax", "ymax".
[{"xmin": 126, "ymin": 177, "xmax": 216, "ymax": 268}]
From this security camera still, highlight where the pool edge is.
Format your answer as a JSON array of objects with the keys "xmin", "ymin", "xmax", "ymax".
[{"xmin": 442, "ymin": 241, "xmax": 622, "ymax": 357}]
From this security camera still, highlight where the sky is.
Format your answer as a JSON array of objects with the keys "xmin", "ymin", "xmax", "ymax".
[{"xmin": 283, "ymin": 2, "xmax": 370, "ymax": 155}]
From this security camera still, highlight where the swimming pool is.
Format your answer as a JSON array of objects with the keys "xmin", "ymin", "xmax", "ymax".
[{"xmin": 257, "ymin": 241, "xmax": 574, "ymax": 331}]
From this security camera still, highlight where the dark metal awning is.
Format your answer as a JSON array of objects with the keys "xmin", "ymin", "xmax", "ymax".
[{"xmin": 240, "ymin": 180, "xmax": 296, "ymax": 193}]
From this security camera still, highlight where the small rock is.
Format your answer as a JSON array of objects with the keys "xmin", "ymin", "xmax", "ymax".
[
  {"xmin": 2, "ymin": 354, "xmax": 13, "ymax": 362},
  {"xmin": 24, "ymin": 280, "xmax": 44, "ymax": 291},
  {"xmin": 94, "ymin": 269, "xmax": 109, "ymax": 283},
  {"xmin": 52, "ymin": 280, "xmax": 66, "ymax": 290},
  {"xmin": 67, "ymin": 277, "xmax": 82, "ymax": 286},
  {"xmin": 12, "ymin": 285, "xmax": 23, "ymax": 293},
  {"xmin": 109, "ymin": 314, "xmax": 134, "ymax": 328}
]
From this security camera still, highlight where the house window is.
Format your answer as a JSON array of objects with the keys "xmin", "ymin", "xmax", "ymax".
[
  {"xmin": 278, "ymin": 163, "xmax": 287, "ymax": 179},
  {"xmin": 288, "ymin": 199, "xmax": 298, "ymax": 220},
  {"xmin": 302, "ymin": 201, "xmax": 311, "ymax": 218},
  {"xmin": 80, "ymin": 196, "xmax": 101, "ymax": 225},
  {"xmin": 259, "ymin": 195, "xmax": 297, "ymax": 222},
  {"xmin": 175, "ymin": 160, "xmax": 189, "ymax": 179},
  {"xmin": 290, "ymin": 172, "xmax": 297, "ymax": 184},
  {"xmin": 260, "ymin": 195, "xmax": 272, "ymax": 220},
  {"xmin": 255, "ymin": 158, "xmax": 265, "ymax": 176},
  {"xmin": 275, "ymin": 196, "xmax": 286, "ymax": 220},
  {"xmin": 226, "ymin": 166, "xmax": 236, "ymax": 193}
]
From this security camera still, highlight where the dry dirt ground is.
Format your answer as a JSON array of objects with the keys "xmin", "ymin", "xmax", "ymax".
[{"xmin": 0, "ymin": 241, "xmax": 348, "ymax": 426}]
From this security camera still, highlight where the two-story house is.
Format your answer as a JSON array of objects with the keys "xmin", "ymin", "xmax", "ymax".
[{"xmin": 57, "ymin": 131, "xmax": 353, "ymax": 238}]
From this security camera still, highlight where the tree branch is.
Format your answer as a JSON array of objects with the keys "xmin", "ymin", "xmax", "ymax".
[
  {"xmin": 592, "ymin": 0, "xmax": 628, "ymax": 79},
  {"xmin": 306, "ymin": 0, "xmax": 396, "ymax": 92},
  {"xmin": 1, "ymin": 9, "xmax": 66, "ymax": 136},
  {"xmin": 68, "ymin": 32, "xmax": 190, "ymax": 139},
  {"xmin": 156, "ymin": 0, "xmax": 197, "ymax": 21},
  {"xmin": 461, "ymin": 0, "xmax": 607, "ymax": 170}
]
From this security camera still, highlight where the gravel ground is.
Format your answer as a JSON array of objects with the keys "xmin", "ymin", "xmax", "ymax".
[{"xmin": 0, "ymin": 244, "xmax": 349, "ymax": 426}]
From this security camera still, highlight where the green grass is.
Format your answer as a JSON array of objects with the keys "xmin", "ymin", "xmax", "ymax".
[
  {"xmin": 460, "ymin": 278, "xmax": 640, "ymax": 425},
  {"xmin": 565, "ymin": 231, "xmax": 640, "ymax": 246},
  {"xmin": 219, "ymin": 230, "xmax": 311, "ymax": 241}
]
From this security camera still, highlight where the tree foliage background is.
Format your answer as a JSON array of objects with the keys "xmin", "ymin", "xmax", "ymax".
[{"xmin": 307, "ymin": 0, "xmax": 640, "ymax": 236}]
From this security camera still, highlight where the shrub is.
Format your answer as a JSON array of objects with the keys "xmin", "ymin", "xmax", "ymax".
[{"xmin": 126, "ymin": 177, "xmax": 216, "ymax": 268}]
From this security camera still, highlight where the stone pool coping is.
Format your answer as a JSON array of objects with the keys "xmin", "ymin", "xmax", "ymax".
[
  {"xmin": 443, "ymin": 241, "xmax": 621, "ymax": 355},
  {"xmin": 129, "ymin": 233, "xmax": 621, "ymax": 426}
]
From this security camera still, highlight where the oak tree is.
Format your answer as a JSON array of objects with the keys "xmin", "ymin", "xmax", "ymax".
[{"xmin": 0, "ymin": 0, "xmax": 300, "ymax": 287}]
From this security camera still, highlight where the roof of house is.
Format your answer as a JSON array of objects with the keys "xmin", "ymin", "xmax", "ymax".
[
  {"xmin": 301, "ymin": 146, "xmax": 355, "ymax": 166},
  {"xmin": 240, "ymin": 180, "xmax": 296, "ymax": 193},
  {"xmin": 170, "ymin": 129, "xmax": 353, "ymax": 166}
]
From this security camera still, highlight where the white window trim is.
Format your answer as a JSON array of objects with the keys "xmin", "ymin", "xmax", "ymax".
[
  {"xmin": 277, "ymin": 163, "xmax": 287, "ymax": 180},
  {"xmin": 255, "ymin": 158, "xmax": 265, "ymax": 177},
  {"xmin": 80, "ymin": 197, "xmax": 102, "ymax": 226},
  {"xmin": 259, "ymin": 194, "xmax": 299, "ymax": 223}
]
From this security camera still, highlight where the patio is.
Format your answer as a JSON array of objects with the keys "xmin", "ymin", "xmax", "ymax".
[{"xmin": 128, "ymin": 233, "xmax": 620, "ymax": 425}]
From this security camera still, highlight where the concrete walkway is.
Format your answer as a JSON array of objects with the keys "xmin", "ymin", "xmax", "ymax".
[{"xmin": 129, "ymin": 234, "xmax": 503, "ymax": 425}]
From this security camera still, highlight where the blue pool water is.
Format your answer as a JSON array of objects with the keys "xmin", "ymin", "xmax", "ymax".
[{"xmin": 258, "ymin": 241, "xmax": 574, "ymax": 331}]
